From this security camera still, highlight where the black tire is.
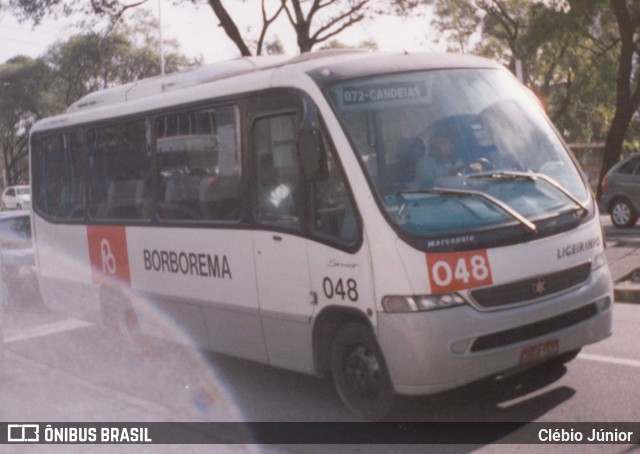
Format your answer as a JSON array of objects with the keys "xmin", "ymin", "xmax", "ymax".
[
  {"xmin": 610, "ymin": 198, "xmax": 637, "ymax": 228},
  {"xmin": 330, "ymin": 323, "xmax": 394, "ymax": 421}
]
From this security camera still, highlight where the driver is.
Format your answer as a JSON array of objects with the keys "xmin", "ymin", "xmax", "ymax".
[
  {"xmin": 413, "ymin": 126, "xmax": 483, "ymax": 188},
  {"xmin": 414, "ymin": 127, "xmax": 463, "ymax": 187}
]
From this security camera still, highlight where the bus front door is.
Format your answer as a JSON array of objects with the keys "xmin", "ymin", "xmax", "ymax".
[
  {"xmin": 252, "ymin": 232, "xmax": 314, "ymax": 373},
  {"xmin": 250, "ymin": 95, "xmax": 316, "ymax": 374}
]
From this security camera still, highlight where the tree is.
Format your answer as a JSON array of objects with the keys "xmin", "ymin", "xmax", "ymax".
[
  {"xmin": 118, "ymin": 9, "xmax": 202, "ymax": 70},
  {"xmin": 205, "ymin": 0, "xmax": 283, "ymax": 56},
  {"xmin": 44, "ymin": 14, "xmax": 199, "ymax": 106},
  {"xmin": 429, "ymin": 0, "xmax": 640, "ymax": 196},
  {"xmin": 264, "ymin": 37, "xmax": 286, "ymax": 55},
  {"xmin": 0, "ymin": 14, "xmax": 198, "ymax": 186},
  {"xmin": 172, "ymin": 0, "xmax": 381, "ymax": 54},
  {"xmin": 7, "ymin": 0, "xmax": 147, "ymax": 26},
  {"xmin": 7, "ymin": 0, "xmax": 385, "ymax": 55},
  {"xmin": 570, "ymin": 0, "xmax": 640, "ymax": 196},
  {"xmin": 319, "ymin": 38, "xmax": 379, "ymax": 51},
  {"xmin": 209, "ymin": 0, "xmax": 384, "ymax": 56},
  {"xmin": 280, "ymin": 0, "xmax": 375, "ymax": 52},
  {"xmin": 430, "ymin": 0, "xmax": 481, "ymax": 53},
  {"xmin": 429, "ymin": 1, "xmax": 620, "ymax": 144},
  {"xmin": 0, "ymin": 56, "xmax": 55, "ymax": 185},
  {"xmin": 430, "ymin": 2, "xmax": 583, "ymax": 118}
]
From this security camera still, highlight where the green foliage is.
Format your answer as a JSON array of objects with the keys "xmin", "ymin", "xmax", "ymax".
[
  {"xmin": 430, "ymin": 0, "xmax": 640, "ymax": 196},
  {"xmin": 0, "ymin": 56, "xmax": 56, "ymax": 185},
  {"xmin": 0, "ymin": 56, "xmax": 55, "ymax": 119},
  {"xmin": 430, "ymin": 0, "xmax": 481, "ymax": 52},
  {"xmin": 318, "ymin": 39, "xmax": 379, "ymax": 51},
  {"xmin": 0, "ymin": 12, "xmax": 199, "ymax": 186},
  {"xmin": 430, "ymin": 0, "xmax": 617, "ymax": 144},
  {"xmin": 264, "ymin": 37, "xmax": 286, "ymax": 55}
]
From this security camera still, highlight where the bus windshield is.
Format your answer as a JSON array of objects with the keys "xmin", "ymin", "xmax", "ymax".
[{"xmin": 326, "ymin": 68, "xmax": 589, "ymax": 237}]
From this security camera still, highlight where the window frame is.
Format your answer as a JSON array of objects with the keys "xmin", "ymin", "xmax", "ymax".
[
  {"xmin": 31, "ymin": 88, "xmax": 362, "ymax": 253},
  {"xmin": 31, "ymin": 129, "xmax": 89, "ymax": 223},
  {"xmin": 250, "ymin": 110, "xmax": 304, "ymax": 232},
  {"xmin": 616, "ymin": 156, "xmax": 640, "ymax": 175},
  {"xmin": 154, "ymin": 104, "xmax": 243, "ymax": 224},
  {"xmin": 86, "ymin": 117, "xmax": 152, "ymax": 222}
]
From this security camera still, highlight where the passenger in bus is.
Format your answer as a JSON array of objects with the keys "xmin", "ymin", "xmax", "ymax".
[
  {"xmin": 140, "ymin": 174, "xmax": 154, "ymax": 219},
  {"xmin": 258, "ymin": 153, "xmax": 296, "ymax": 219}
]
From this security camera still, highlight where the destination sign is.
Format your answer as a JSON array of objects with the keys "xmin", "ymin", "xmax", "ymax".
[{"xmin": 341, "ymin": 81, "xmax": 428, "ymax": 106}]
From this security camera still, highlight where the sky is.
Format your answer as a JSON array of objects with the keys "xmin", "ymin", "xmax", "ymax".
[{"xmin": 0, "ymin": 1, "xmax": 438, "ymax": 65}]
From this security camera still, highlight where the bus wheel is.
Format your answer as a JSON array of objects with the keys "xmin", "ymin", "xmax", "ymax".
[{"xmin": 330, "ymin": 323, "xmax": 394, "ymax": 421}]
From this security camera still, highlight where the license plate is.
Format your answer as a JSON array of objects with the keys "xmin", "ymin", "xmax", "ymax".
[{"xmin": 520, "ymin": 339, "xmax": 559, "ymax": 365}]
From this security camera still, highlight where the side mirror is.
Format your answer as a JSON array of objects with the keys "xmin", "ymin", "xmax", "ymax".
[{"xmin": 299, "ymin": 97, "xmax": 328, "ymax": 181}]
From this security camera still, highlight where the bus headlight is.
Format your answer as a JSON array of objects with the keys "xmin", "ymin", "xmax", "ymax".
[
  {"xmin": 591, "ymin": 252, "xmax": 607, "ymax": 271},
  {"xmin": 382, "ymin": 293, "xmax": 467, "ymax": 313}
]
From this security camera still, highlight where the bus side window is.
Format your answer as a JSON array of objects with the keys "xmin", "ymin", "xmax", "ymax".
[
  {"xmin": 156, "ymin": 105, "xmax": 241, "ymax": 222},
  {"xmin": 253, "ymin": 114, "xmax": 302, "ymax": 228},
  {"xmin": 312, "ymin": 134, "xmax": 358, "ymax": 245},
  {"xmin": 87, "ymin": 120, "xmax": 151, "ymax": 221},
  {"xmin": 32, "ymin": 132, "xmax": 86, "ymax": 220}
]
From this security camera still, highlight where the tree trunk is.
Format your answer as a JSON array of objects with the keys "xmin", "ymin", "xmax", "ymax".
[
  {"xmin": 595, "ymin": 0, "xmax": 640, "ymax": 198},
  {"xmin": 207, "ymin": 0, "xmax": 253, "ymax": 57},
  {"xmin": 598, "ymin": 109, "xmax": 630, "ymax": 197},
  {"xmin": 298, "ymin": 35, "xmax": 313, "ymax": 53}
]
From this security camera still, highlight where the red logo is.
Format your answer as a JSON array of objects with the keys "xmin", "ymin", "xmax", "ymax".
[
  {"xmin": 425, "ymin": 249, "xmax": 493, "ymax": 293},
  {"xmin": 87, "ymin": 226, "xmax": 131, "ymax": 287}
]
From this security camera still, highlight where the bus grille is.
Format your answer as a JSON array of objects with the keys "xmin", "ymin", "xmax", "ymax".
[
  {"xmin": 470, "ymin": 262, "xmax": 591, "ymax": 309},
  {"xmin": 470, "ymin": 303, "xmax": 598, "ymax": 352}
]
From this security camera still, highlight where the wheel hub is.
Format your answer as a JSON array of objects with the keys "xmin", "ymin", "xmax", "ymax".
[
  {"xmin": 345, "ymin": 345, "xmax": 381, "ymax": 395},
  {"xmin": 612, "ymin": 203, "xmax": 630, "ymax": 225}
]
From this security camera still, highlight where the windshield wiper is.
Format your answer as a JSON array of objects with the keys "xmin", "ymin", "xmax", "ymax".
[
  {"xmin": 467, "ymin": 170, "xmax": 589, "ymax": 215},
  {"xmin": 398, "ymin": 187, "xmax": 537, "ymax": 233}
]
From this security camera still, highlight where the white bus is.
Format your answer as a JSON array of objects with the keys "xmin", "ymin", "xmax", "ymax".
[{"xmin": 29, "ymin": 51, "xmax": 613, "ymax": 420}]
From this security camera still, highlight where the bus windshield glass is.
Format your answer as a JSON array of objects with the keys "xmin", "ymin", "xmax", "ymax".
[{"xmin": 326, "ymin": 68, "xmax": 589, "ymax": 237}]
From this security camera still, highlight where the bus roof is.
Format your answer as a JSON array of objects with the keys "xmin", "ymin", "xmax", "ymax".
[
  {"xmin": 31, "ymin": 51, "xmax": 501, "ymax": 134},
  {"xmin": 298, "ymin": 51, "xmax": 501, "ymax": 87},
  {"xmin": 65, "ymin": 55, "xmax": 290, "ymax": 114}
]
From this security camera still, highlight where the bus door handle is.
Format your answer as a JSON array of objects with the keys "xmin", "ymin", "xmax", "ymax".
[
  {"xmin": 310, "ymin": 291, "xmax": 318, "ymax": 306},
  {"xmin": 272, "ymin": 235, "xmax": 282, "ymax": 242}
]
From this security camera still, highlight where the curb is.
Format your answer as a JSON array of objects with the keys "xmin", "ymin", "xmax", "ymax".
[
  {"xmin": 613, "ymin": 267, "xmax": 640, "ymax": 304},
  {"xmin": 614, "ymin": 288, "xmax": 640, "ymax": 304}
]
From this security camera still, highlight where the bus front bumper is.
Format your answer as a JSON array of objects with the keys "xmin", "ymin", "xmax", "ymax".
[{"xmin": 377, "ymin": 265, "xmax": 613, "ymax": 396}]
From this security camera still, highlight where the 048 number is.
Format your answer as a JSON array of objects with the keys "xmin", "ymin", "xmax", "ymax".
[
  {"xmin": 426, "ymin": 250, "xmax": 493, "ymax": 293},
  {"xmin": 323, "ymin": 277, "xmax": 358, "ymax": 302}
]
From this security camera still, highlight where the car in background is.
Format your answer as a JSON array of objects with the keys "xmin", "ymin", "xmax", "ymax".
[
  {"xmin": 2, "ymin": 185, "xmax": 31, "ymax": 210},
  {"xmin": 0, "ymin": 210, "xmax": 40, "ymax": 307},
  {"xmin": 600, "ymin": 152, "xmax": 640, "ymax": 228}
]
